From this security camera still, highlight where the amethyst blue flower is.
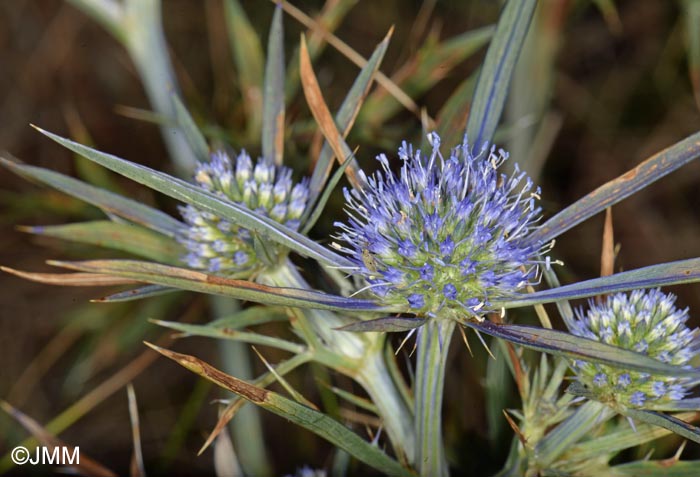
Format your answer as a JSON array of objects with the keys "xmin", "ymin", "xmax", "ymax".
[
  {"xmin": 178, "ymin": 150, "xmax": 309, "ymax": 277},
  {"xmin": 334, "ymin": 132, "xmax": 548, "ymax": 318},
  {"xmin": 570, "ymin": 289, "xmax": 700, "ymax": 408}
]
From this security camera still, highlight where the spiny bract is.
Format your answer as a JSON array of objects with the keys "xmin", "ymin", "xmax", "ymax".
[
  {"xmin": 570, "ymin": 289, "xmax": 700, "ymax": 408},
  {"xmin": 335, "ymin": 132, "xmax": 548, "ymax": 318},
  {"xmin": 178, "ymin": 150, "xmax": 309, "ymax": 277}
]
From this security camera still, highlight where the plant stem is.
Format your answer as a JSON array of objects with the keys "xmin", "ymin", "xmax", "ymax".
[
  {"xmin": 415, "ymin": 318, "xmax": 455, "ymax": 477},
  {"xmin": 262, "ymin": 259, "xmax": 416, "ymax": 464}
]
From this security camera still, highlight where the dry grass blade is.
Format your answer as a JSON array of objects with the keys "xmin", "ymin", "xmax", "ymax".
[
  {"xmin": 199, "ymin": 352, "xmax": 312, "ymax": 455},
  {"xmin": 0, "ymin": 266, "xmax": 140, "ymax": 286},
  {"xmin": 0, "ymin": 401, "xmax": 117, "ymax": 477},
  {"xmin": 276, "ymin": 0, "xmax": 432, "ymax": 124},
  {"xmin": 299, "ymin": 35, "xmax": 362, "ymax": 189},
  {"xmin": 601, "ymin": 207, "xmax": 615, "ymax": 278},
  {"xmin": 127, "ymin": 384, "xmax": 146, "ymax": 477}
]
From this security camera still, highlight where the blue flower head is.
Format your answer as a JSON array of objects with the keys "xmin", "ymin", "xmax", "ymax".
[
  {"xmin": 178, "ymin": 150, "xmax": 309, "ymax": 277},
  {"xmin": 570, "ymin": 289, "xmax": 700, "ymax": 408},
  {"xmin": 335, "ymin": 133, "xmax": 548, "ymax": 318}
]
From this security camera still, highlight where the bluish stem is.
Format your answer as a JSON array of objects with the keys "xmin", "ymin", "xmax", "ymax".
[{"xmin": 415, "ymin": 319, "xmax": 455, "ymax": 477}]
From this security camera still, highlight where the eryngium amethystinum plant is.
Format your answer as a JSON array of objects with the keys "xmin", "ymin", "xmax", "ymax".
[{"xmin": 5, "ymin": 1, "xmax": 700, "ymax": 476}]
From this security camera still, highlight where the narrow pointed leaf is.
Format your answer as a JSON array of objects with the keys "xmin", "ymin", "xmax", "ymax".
[
  {"xmin": 209, "ymin": 305, "xmax": 288, "ymax": 329},
  {"xmin": 566, "ymin": 412, "xmax": 697, "ymax": 463},
  {"xmin": 1, "ymin": 266, "xmax": 139, "ymax": 286},
  {"xmin": 302, "ymin": 156, "xmax": 354, "ymax": 234},
  {"xmin": 534, "ymin": 400, "xmax": 612, "ymax": 468},
  {"xmin": 1, "ymin": 158, "xmax": 183, "ymax": 237},
  {"xmin": 338, "ymin": 316, "xmax": 425, "ymax": 333},
  {"xmin": 300, "ymin": 35, "xmax": 362, "ymax": 189},
  {"xmin": 148, "ymin": 344, "xmax": 413, "ymax": 477},
  {"xmin": 262, "ymin": 4, "xmax": 285, "ymax": 165},
  {"xmin": 324, "ymin": 385, "xmax": 378, "ymax": 414},
  {"xmin": 465, "ymin": 0, "xmax": 537, "ymax": 152},
  {"xmin": 621, "ymin": 408, "xmax": 700, "ymax": 445},
  {"xmin": 643, "ymin": 397, "xmax": 700, "ymax": 412},
  {"xmin": 530, "ymin": 131, "xmax": 700, "ymax": 245},
  {"xmin": 198, "ymin": 352, "xmax": 311, "ymax": 454},
  {"xmin": 171, "ymin": 93, "xmax": 210, "ymax": 162},
  {"xmin": 494, "ymin": 258, "xmax": 700, "ymax": 308},
  {"xmin": 32, "ymin": 127, "xmax": 354, "ymax": 268},
  {"xmin": 50, "ymin": 259, "xmax": 390, "ymax": 312},
  {"xmin": 22, "ymin": 221, "xmax": 184, "ymax": 264},
  {"xmin": 306, "ymin": 27, "xmax": 392, "ymax": 206},
  {"xmin": 95, "ymin": 284, "xmax": 177, "ymax": 302},
  {"xmin": 153, "ymin": 320, "xmax": 305, "ymax": 354},
  {"xmin": 461, "ymin": 320, "xmax": 700, "ymax": 378}
]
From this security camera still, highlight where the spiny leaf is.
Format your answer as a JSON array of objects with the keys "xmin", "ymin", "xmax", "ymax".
[
  {"xmin": 32, "ymin": 127, "xmax": 353, "ymax": 269},
  {"xmin": 1, "ymin": 158, "xmax": 183, "ymax": 238},
  {"xmin": 494, "ymin": 258, "xmax": 700, "ymax": 308},
  {"xmin": 565, "ymin": 411, "xmax": 697, "ymax": 462},
  {"xmin": 621, "ymin": 408, "xmax": 700, "ymax": 445},
  {"xmin": 49, "ymin": 259, "xmax": 391, "ymax": 312},
  {"xmin": 147, "ymin": 344, "xmax": 413, "ymax": 477},
  {"xmin": 465, "ymin": 0, "xmax": 537, "ymax": 152},
  {"xmin": 96, "ymin": 285, "xmax": 177, "ymax": 302},
  {"xmin": 262, "ymin": 4, "xmax": 285, "ymax": 165},
  {"xmin": 461, "ymin": 320, "xmax": 700, "ymax": 378},
  {"xmin": 530, "ymin": 131, "xmax": 700, "ymax": 245}
]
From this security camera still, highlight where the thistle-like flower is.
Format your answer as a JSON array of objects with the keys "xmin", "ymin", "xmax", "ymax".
[
  {"xmin": 178, "ymin": 150, "xmax": 309, "ymax": 277},
  {"xmin": 334, "ymin": 133, "xmax": 548, "ymax": 318},
  {"xmin": 570, "ymin": 289, "xmax": 700, "ymax": 408}
]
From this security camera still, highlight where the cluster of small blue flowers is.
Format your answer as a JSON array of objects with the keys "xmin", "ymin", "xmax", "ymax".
[
  {"xmin": 334, "ymin": 133, "xmax": 548, "ymax": 318},
  {"xmin": 570, "ymin": 289, "xmax": 700, "ymax": 408},
  {"xmin": 178, "ymin": 150, "xmax": 309, "ymax": 277}
]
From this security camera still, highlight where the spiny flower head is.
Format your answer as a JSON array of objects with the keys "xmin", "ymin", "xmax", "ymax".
[
  {"xmin": 178, "ymin": 150, "xmax": 309, "ymax": 277},
  {"xmin": 334, "ymin": 132, "xmax": 547, "ymax": 318},
  {"xmin": 570, "ymin": 289, "xmax": 700, "ymax": 408}
]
